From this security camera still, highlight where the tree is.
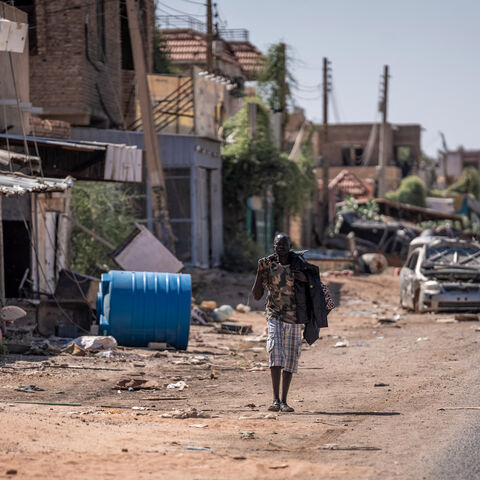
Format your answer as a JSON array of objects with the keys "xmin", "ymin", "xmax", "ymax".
[
  {"xmin": 153, "ymin": 30, "xmax": 176, "ymax": 74},
  {"xmin": 385, "ymin": 176, "xmax": 427, "ymax": 208},
  {"xmin": 70, "ymin": 182, "xmax": 145, "ymax": 275},
  {"xmin": 222, "ymin": 98, "xmax": 314, "ymax": 242},
  {"xmin": 257, "ymin": 42, "xmax": 296, "ymax": 149}
]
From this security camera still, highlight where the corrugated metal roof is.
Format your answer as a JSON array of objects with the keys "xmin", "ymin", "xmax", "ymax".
[
  {"xmin": 0, "ymin": 172, "xmax": 73, "ymax": 196},
  {"xmin": 0, "ymin": 134, "xmax": 107, "ymax": 152}
]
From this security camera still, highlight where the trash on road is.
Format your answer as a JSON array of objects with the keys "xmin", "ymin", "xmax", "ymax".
[
  {"xmin": 455, "ymin": 314, "xmax": 479, "ymax": 322},
  {"xmin": 378, "ymin": 314, "xmax": 405, "ymax": 324},
  {"xmin": 334, "ymin": 340, "xmax": 349, "ymax": 348},
  {"xmin": 213, "ymin": 305, "xmax": 234, "ymax": 321},
  {"xmin": 114, "ymin": 379, "xmax": 158, "ymax": 390},
  {"xmin": 240, "ymin": 431, "xmax": 255, "ymax": 439},
  {"xmin": 236, "ymin": 303, "xmax": 251, "ymax": 313},
  {"xmin": 161, "ymin": 407, "xmax": 208, "ymax": 419},
  {"xmin": 436, "ymin": 318, "xmax": 457, "ymax": 324},
  {"xmin": 200, "ymin": 301, "xmax": 217, "ymax": 310},
  {"xmin": 220, "ymin": 322, "xmax": 252, "ymax": 335},
  {"xmin": 166, "ymin": 380, "xmax": 188, "ymax": 390},
  {"xmin": 63, "ymin": 336, "xmax": 117, "ymax": 355},
  {"xmin": 186, "ymin": 445, "xmax": 211, "ymax": 451},
  {"xmin": 374, "ymin": 383, "xmax": 390, "ymax": 387},
  {"xmin": 15, "ymin": 385, "xmax": 44, "ymax": 393},
  {"xmin": 416, "ymin": 337, "xmax": 429, "ymax": 342}
]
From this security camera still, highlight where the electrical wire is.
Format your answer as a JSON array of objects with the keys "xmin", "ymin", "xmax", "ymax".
[
  {"xmin": 156, "ymin": 0, "xmax": 204, "ymax": 17},
  {"xmin": 177, "ymin": 0, "xmax": 206, "ymax": 6}
]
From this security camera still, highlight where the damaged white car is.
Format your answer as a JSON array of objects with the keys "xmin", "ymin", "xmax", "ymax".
[{"xmin": 400, "ymin": 236, "xmax": 480, "ymax": 312}]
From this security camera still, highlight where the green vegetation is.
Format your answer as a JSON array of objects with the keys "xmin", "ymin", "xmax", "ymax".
[
  {"xmin": 221, "ymin": 98, "xmax": 315, "ymax": 269},
  {"xmin": 153, "ymin": 30, "xmax": 176, "ymax": 74},
  {"xmin": 257, "ymin": 42, "xmax": 295, "ymax": 141},
  {"xmin": 334, "ymin": 196, "xmax": 383, "ymax": 234},
  {"xmin": 386, "ymin": 175, "xmax": 427, "ymax": 208},
  {"xmin": 445, "ymin": 167, "xmax": 480, "ymax": 199},
  {"xmin": 70, "ymin": 182, "xmax": 145, "ymax": 276},
  {"xmin": 221, "ymin": 232, "xmax": 266, "ymax": 273}
]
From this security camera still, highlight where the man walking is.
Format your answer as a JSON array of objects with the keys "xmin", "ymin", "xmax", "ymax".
[{"xmin": 252, "ymin": 233, "xmax": 334, "ymax": 412}]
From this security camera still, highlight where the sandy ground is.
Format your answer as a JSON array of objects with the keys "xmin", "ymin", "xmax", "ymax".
[{"xmin": 1, "ymin": 268, "xmax": 479, "ymax": 479}]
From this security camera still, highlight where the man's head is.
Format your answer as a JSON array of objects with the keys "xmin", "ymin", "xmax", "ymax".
[{"xmin": 273, "ymin": 233, "xmax": 291, "ymax": 257}]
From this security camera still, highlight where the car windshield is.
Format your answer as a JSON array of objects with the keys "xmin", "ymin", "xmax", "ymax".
[{"xmin": 423, "ymin": 244, "xmax": 480, "ymax": 269}]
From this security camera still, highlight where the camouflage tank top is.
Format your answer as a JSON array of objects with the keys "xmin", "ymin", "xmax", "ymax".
[{"xmin": 258, "ymin": 255, "xmax": 296, "ymax": 324}]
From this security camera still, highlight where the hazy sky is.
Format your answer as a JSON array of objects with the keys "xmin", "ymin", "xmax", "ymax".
[{"xmin": 169, "ymin": 0, "xmax": 480, "ymax": 156}]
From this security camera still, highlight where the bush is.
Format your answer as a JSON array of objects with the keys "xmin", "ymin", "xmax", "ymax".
[
  {"xmin": 221, "ymin": 232, "xmax": 266, "ymax": 273},
  {"xmin": 446, "ymin": 168, "xmax": 480, "ymax": 199},
  {"xmin": 386, "ymin": 176, "xmax": 427, "ymax": 208}
]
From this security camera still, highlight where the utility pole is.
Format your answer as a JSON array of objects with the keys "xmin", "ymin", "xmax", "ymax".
[
  {"xmin": 279, "ymin": 42, "xmax": 287, "ymax": 151},
  {"xmin": 126, "ymin": 0, "xmax": 175, "ymax": 250},
  {"xmin": 319, "ymin": 57, "xmax": 331, "ymax": 242},
  {"xmin": 439, "ymin": 131, "xmax": 449, "ymax": 186},
  {"xmin": 206, "ymin": 0, "xmax": 213, "ymax": 72},
  {"xmin": 378, "ymin": 64, "xmax": 389, "ymax": 198}
]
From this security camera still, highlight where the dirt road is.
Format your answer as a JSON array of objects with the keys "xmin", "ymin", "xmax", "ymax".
[{"xmin": 1, "ymin": 269, "xmax": 479, "ymax": 479}]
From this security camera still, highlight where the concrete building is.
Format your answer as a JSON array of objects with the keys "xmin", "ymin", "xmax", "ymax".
[
  {"xmin": 14, "ymin": 0, "xmax": 155, "ymax": 129},
  {"xmin": 441, "ymin": 147, "xmax": 480, "ymax": 184}
]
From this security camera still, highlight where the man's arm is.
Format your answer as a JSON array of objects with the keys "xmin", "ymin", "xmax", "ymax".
[{"xmin": 252, "ymin": 261, "xmax": 265, "ymax": 300}]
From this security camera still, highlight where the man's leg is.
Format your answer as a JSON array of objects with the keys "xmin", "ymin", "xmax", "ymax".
[
  {"xmin": 270, "ymin": 366, "xmax": 282, "ymax": 401},
  {"xmin": 280, "ymin": 324, "xmax": 302, "ymax": 412},
  {"xmin": 267, "ymin": 320, "xmax": 286, "ymax": 411},
  {"xmin": 281, "ymin": 370, "xmax": 293, "ymax": 403}
]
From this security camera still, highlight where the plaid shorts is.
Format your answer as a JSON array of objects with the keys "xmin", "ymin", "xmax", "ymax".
[{"xmin": 266, "ymin": 319, "xmax": 303, "ymax": 373}]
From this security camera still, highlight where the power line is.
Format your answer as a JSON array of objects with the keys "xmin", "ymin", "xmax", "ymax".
[
  {"xmin": 156, "ymin": 0, "xmax": 203, "ymax": 17},
  {"xmin": 177, "ymin": 0, "xmax": 205, "ymax": 5}
]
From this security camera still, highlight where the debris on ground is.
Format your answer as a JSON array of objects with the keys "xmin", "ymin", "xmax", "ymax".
[
  {"xmin": 114, "ymin": 379, "xmax": 158, "ymax": 390},
  {"xmin": 166, "ymin": 380, "xmax": 188, "ymax": 390},
  {"xmin": 360, "ymin": 253, "xmax": 388, "ymax": 274},
  {"xmin": 240, "ymin": 431, "xmax": 255, "ymax": 440},
  {"xmin": 220, "ymin": 322, "xmax": 252, "ymax": 335},
  {"xmin": 321, "ymin": 444, "xmax": 381, "ymax": 451},
  {"xmin": 236, "ymin": 304, "xmax": 251, "ymax": 313},
  {"xmin": 436, "ymin": 318, "xmax": 458, "ymax": 324},
  {"xmin": 191, "ymin": 306, "xmax": 212, "ymax": 326},
  {"xmin": 189, "ymin": 423, "xmax": 208, "ymax": 428},
  {"xmin": 213, "ymin": 305, "xmax": 234, "ymax": 321},
  {"xmin": 15, "ymin": 385, "xmax": 44, "ymax": 393},
  {"xmin": 455, "ymin": 314, "xmax": 479, "ymax": 322},
  {"xmin": 160, "ymin": 407, "xmax": 208, "ymax": 419},
  {"xmin": 147, "ymin": 342, "xmax": 167, "ymax": 350},
  {"xmin": 374, "ymin": 383, "xmax": 390, "ymax": 387},
  {"xmin": 334, "ymin": 340, "xmax": 349, "ymax": 348},
  {"xmin": 378, "ymin": 314, "xmax": 405, "ymax": 324},
  {"xmin": 269, "ymin": 464, "xmax": 289, "ymax": 469},
  {"xmin": 62, "ymin": 336, "xmax": 117, "ymax": 356},
  {"xmin": 416, "ymin": 337, "xmax": 429, "ymax": 342},
  {"xmin": 186, "ymin": 445, "xmax": 211, "ymax": 451},
  {"xmin": 200, "ymin": 301, "xmax": 217, "ymax": 310}
]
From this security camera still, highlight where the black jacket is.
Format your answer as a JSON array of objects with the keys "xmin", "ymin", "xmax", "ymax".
[{"xmin": 289, "ymin": 251, "xmax": 330, "ymax": 345}]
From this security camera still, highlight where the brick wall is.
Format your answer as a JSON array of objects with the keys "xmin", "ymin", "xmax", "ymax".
[
  {"xmin": 30, "ymin": 116, "xmax": 70, "ymax": 139},
  {"xmin": 315, "ymin": 123, "xmax": 421, "ymax": 169},
  {"xmin": 28, "ymin": 0, "xmax": 155, "ymax": 129}
]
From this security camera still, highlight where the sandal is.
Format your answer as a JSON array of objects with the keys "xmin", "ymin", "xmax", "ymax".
[
  {"xmin": 280, "ymin": 402, "xmax": 294, "ymax": 412},
  {"xmin": 268, "ymin": 400, "xmax": 280, "ymax": 412}
]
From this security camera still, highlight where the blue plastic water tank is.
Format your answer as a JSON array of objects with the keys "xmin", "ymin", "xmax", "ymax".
[{"xmin": 97, "ymin": 271, "xmax": 191, "ymax": 349}]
